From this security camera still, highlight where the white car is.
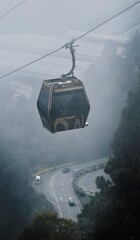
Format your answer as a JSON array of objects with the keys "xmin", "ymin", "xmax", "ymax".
[
  {"xmin": 35, "ymin": 175, "xmax": 41, "ymax": 184},
  {"xmin": 68, "ymin": 197, "xmax": 75, "ymax": 206}
]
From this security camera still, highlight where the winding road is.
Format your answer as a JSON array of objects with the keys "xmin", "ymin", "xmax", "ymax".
[{"xmin": 34, "ymin": 157, "xmax": 108, "ymax": 222}]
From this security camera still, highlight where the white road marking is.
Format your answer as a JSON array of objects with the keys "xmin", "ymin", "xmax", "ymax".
[{"xmin": 51, "ymin": 172, "xmax": 63, "ymax": 218}]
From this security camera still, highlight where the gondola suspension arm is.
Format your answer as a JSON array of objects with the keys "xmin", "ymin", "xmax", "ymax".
[{"xmin": 61, "ymin": 39, "xmax": 78, "ymax": 79}]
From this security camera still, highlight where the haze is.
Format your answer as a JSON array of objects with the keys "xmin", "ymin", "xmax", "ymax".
[
  {"xmin": 0, "ymin": 0, "xmax": 139, "ymax": 172},
  {"xmin": 0, "ymin": 0, "xmax": 138, "ymax": 35},
  {"xmin": 0, "ymin": 0, "xmax": 140, "ymax": 165},
  {"xmin": 0, "ymin": 1, "xmax": 140, "ymax": 239}
]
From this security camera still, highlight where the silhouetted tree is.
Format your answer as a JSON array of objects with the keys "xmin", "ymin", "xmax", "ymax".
[
  {"xmin": 18, "ymin": 212, "xmax": 81, "ymax": 240},
  {"xmin": 84, "ymin": 32, "xmax": 138, "ymax": 159},
  {"xmin": 78, "ymin": 67, "xmax": 140, "ymax": 240},
  {"xmin": 0, "ymin": 164, "xmax": 51, "ymax": 240}
]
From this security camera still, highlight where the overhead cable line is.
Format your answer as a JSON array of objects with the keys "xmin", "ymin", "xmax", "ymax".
[
  {"xmin": 74, "ymin": 1, "xmax": 140, "ymax": 42},
  {"xmin": 0, "ymin": 0, "xmax": 140, "ymax": 80},
  {"xmin": 0, "ymin": 46, "xmax": 64, "ymax": 79},
  {"xmin": 0, "ymin": 0, "xmax": 27, "ymax": 20}
]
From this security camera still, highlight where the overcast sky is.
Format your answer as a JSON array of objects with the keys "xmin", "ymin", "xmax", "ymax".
[
  {"xmin": 0, "ymin": 0, "xmax": 140, "ymax": 165},
  {"xmin": 0, "ymin": 0, "xmax": 139, "ymax": 36}
]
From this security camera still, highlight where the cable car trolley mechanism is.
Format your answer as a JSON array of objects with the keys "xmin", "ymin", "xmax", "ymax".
[{"xmin": 37, "ymin": 40, "xmax": 90, "ymax": 133}]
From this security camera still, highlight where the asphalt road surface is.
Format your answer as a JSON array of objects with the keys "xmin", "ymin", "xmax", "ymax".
[
  {"xmin": 78, "ymin": 168, "xmax": 111, "ymax": 193},
  {"xmin": 34, "ymin": 157, "xmax": 108, "ymax": 222}
]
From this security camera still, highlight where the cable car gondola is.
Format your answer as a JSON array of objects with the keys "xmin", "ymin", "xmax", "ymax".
[{"xmin": 37, "ymin": 41, "xmax": 90, "ymax": 133}]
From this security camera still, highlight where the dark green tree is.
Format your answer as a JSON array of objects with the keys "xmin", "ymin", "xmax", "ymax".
[
  {"xmin": 106, "ymin": 74, "xmax": 140, "ymax": 193},
  {"xmin": 125, "ymin": 31, "xmax": 140, "ymax": 67},
  {"xmin": 78, "ymin": 73, "xmax": 140, "ymax": 240},
  {"xmin": 18, "ymin": 211, "xmax": 81, "ymax": 240},
  {"xmin": 84, "ymin": 33, "xmax": 138, "ymax": 159},
  {"xmin": 0, "ymin": 164, "xmax": 51, "ymax": 240}
]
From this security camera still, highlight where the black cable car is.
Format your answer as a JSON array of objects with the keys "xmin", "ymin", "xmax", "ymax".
[{"xmin": 37, "ymin": 41, "xmax": 90, "ymax": 133}]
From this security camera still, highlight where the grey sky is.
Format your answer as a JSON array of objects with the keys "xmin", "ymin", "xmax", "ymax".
[
  {"xmin": 0, "ymin": 0, "xmax": 139, "ymax": 77},
  {"xmin": 0, "ymin": 0, "xmax": 140, "ymax": 165},
  {"xmin": 0, "ymin": 0, "xmax": 139, "ymax": 36}
]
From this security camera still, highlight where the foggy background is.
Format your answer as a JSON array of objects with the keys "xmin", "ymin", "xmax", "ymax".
[
  {"xmin": 0, "ymin": 0, "xmax": 138, "ymax": 36},
  {"xmin": 1, "ymin": 0, "xmax": 140, "ymax": 238},
  {"xmin": 0, "ymin": 0, "xmax": 140, "ymax": 168}
]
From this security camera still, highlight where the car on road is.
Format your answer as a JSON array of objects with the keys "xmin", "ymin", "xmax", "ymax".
[
  {"xmin": 62, "ymin": 167, "xmax": 71, "ymax": 173},
  {"xmin": 68, "ymin": 197, "xmax": 75, "ymax": 206},
  {"xmin": 35, "ymin": 175, "xmax": 41, "ymax": 184}
]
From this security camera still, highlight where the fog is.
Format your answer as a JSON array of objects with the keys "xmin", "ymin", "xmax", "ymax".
[
  {"xmin": 1, "ymin": 1, "xmax": 140, "ymax": 239},
  {"xmin": 0, "ymin": 0, "xmax": 140, "ymax": 167},
  {"xmin": 0, "ymin": 0, "xmax": 138, "ymax": 36}
]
